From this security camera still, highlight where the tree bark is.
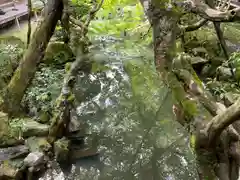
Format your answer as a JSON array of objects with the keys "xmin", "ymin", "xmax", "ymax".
[
  {"xmin": 61, "ymin": 0, "xmax": 70, "ymax": 44},
  {"xmin": 0, "ymin": 0, "xmax": 63, "ymax": 116},
  {"xmin": 27, "ymin": 0, "xmax": 32, "ymax": 47}
]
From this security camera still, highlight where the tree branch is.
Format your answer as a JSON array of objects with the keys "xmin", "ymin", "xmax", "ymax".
[
  {"xmin": 84, "ymin": 0, "xmax": 104, "ymax": 32},
  {"xmin": 69, "ymin": 16, "xmax": 84, "ymax": 29},
  {"xmin": 180, "ymin": 19, "xmax": 208, "ymax": 32},
  {"xmin": 206, "ymin": 98, "xmax": 240, "ymax": 145},
  {"xmin": 178, "ymin": 0, "xmax": 240, "ymax": 22}
]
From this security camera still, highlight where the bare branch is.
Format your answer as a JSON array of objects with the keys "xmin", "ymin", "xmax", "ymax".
[{"xmin": 180, "ymin": 19, "xmax": 208, "ymax": 32}]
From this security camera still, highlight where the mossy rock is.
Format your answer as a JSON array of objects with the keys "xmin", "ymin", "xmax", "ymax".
[
  {"xmin": 0, "ymin": 36, "xmax": 25, "ymax": 48},
  {"xmin": 21, "ymin": 119, "xmax": 49, "ymax": 138},
  {"xmin": 0, "ymin": 160, "xmax": 23, "ymax": 180},
  {"xmin": 25, "ymin": 137, "xmax": 51, "ymax": 153},
  {"xmin": 37, "ymin": 110, "xmax": 52, "ymax": 124},
  {"xmin": 0, "ymin": 112, "xmax": 23, "ymax": 148},
  {"xmin": 54, "ymin": 138, "xmax": 70, "ymax": 162},
  {"xmin": 43, "ymin": 42, "xmax": 74, "ymax": 66}
]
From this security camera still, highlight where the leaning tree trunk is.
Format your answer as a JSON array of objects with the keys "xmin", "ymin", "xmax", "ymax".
[
  {"xmin": 0, "ymin": 0, "xmax": 63, "ymax": 116},
  {"xmin": 140, "ymin": 0, "xmax": 240, "ymax": 180}
]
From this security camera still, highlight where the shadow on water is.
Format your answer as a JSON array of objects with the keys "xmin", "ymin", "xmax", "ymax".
[{"xmin": 38, "ymin": 35, "xmax": 199, "ymax": 180}]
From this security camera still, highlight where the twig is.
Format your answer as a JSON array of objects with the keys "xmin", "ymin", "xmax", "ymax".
[{"xmin": 84, "ymin": 0, "xmax": 104, "ymax": 27}]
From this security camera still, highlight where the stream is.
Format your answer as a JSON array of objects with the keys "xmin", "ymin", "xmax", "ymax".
[
  {"xmin": 37, "ymin": 35, "xmax": 198, "ymax": 180},
  {"xmin": 0, "ymin": 21, "xmax": 199, "ymax": 180}
]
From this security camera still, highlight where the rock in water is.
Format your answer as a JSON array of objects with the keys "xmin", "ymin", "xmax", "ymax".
[
  {"xmin": 70, "ymin": 135, "xmax": 99, "ymax": 160},
  {"xmin": 54, "ymin": 138, "xmax": 70, "ymax": 162},
  {"xmin": 0, "ymin": 145, "xmax": 29, "ymax": 162},
  {"xmin": 70, "ymin": 147, "xmax": 99, "ymax": 160},
  {"xmin": 68, "ymin": 110, "xmax": 81, "ymax": 133},
  {"xmin": 22, "ymin": 119, "xmax": 49, "ymax": 138},
  {"xmin": 23, "ymin": 152, "xmax": 45, "ymax": 168}
]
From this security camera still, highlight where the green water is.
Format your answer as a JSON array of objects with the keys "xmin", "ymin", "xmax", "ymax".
[{"xmin": 38, "ymin": 35, "xmax": 198, "ymax": 180}]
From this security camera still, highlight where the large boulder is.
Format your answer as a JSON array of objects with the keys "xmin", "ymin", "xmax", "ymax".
[{"xmin": 43, "ymin": 42, "xmax": 74, "ymax": 66}]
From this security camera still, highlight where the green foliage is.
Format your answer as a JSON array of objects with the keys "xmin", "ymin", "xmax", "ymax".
[
  {"xmin": 71, "ymin": 0, "xmax": 91, "ymax": 19},
  {"xmin": 0, "ymin": 36, "xmax": 24, "ymax": 88},
  {"xmin": 23, "ymin": 67, "xmax": 65, "ymax": 114},
  {"xmin": 89, "ymin": 2, "xmax": 146, "ymax": 37}
]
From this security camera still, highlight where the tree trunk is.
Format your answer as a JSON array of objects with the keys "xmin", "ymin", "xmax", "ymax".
[
  {"xmin": 0, "ymin": 0, "xmax": 63, "ymax": 116},
  {"xmin": 61, "ymin": 0, "xmax": 70, "ymax": 44},
  {"xmin": 139, "ymin": 0, "xmax": 240, "ymax": 179},
  {"xmin": 27, "ymin": 0, "xmax": 32, "ymax": 47}
]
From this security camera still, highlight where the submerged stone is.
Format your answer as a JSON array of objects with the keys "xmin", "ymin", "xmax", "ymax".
[
  {"xmin": 70, "ymin": 146, "xmax": 99, "ymax": 160},
  {"xmin": 22, "ymin": 119, "xmax": 49, "ymax": 138},
  {"xmin": 70, "ymin": 135, "xmax": 99, "ymax": 160}
]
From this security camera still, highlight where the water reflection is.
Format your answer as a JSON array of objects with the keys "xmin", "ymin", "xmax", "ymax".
[{"xmin": 39, "ymin": 36, "xmax": 198, "ymax": 180}]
